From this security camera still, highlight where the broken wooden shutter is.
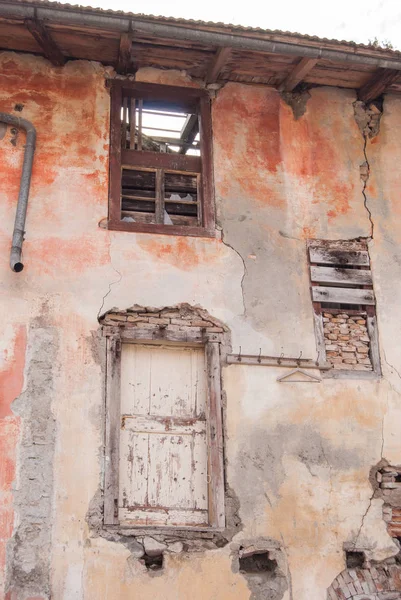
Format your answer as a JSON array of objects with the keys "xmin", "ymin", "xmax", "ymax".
[
  {"xmin": 308, "ymin": 240, "xmax": 380, "ymax": 374},
  {"xmin": 119, "ymin": 344, "xmax": 209, "ymax": 527},
  {"xmin": 109, "ymin": 81, "xmax": 215, "ymax": 235}
]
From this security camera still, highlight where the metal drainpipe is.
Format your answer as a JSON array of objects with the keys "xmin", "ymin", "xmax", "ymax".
[{"xmin": 0, "ymin": 113, "xmax": 36, "ymax": 272}]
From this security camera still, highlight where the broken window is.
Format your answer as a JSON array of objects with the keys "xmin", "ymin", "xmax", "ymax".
[
  {"xmin": 103, "ymin": 322, "xmax": 225, "ymax": 530},
  {"xmin": 108, "ymin": 81, "xmax": 214, "ymax": 236},
  {"xmin": 308, "ymin": 240, "xmax": 381, "ymax": 376}
]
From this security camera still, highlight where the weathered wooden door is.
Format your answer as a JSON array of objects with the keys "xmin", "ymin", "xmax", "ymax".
[{"xmin": 119, "ymin": 343, "xmax": 209, "ymax": 526}]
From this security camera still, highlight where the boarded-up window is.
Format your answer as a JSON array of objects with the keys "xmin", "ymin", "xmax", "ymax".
[
  {"xmin": 103, "ymin": 331, "xmax": 225, "ymax": 530},
  {"xmin": 119, "ymin": 344, "xmax": 209, "ymax": 527},
  {"xmin": 308, "ymin": 240, "xmax": 381, "ymax": 376}
]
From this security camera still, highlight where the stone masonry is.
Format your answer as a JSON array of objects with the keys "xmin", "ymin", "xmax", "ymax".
[{"xmin": 323, "ymin": 312, "xmax": 372, "ymax": 371}]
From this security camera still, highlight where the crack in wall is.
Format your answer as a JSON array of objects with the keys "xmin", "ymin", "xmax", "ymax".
[
  {"xmin": 97, "ymin": 263, "xmax": 122, "ymax": 319},
  {"xmin": 353, "ymin": 494, "xmax": 374, "ymax": 549},
  {"xmin": 221, "ymin": 232, "xmax": 247, "ymax": 317},
  {"xmin": 353, "ymin": 99, "xmax": 383, "ymax": 240},
  {"xmin": 362, "ymin": 136, "xmax": 375, "ymax": 239}
]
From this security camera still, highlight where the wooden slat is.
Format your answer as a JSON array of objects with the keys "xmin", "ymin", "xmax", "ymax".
[
  {"xmin": 121, "ymin": 149, "xmax": 201, "ymax": 173},
  {"xmin": 129, "ymin": 96, "xmax": 136, "ymax": 149},
  {"xmin": 137, "ymin": 98, "xmax": 143, "ymax": 151},
  {"xmin": 313, "ymin": 312, "xmax": 327, "ymax": 364},
  {"xmin": 312, "ymin": 286, "xmax": 375, "ymax": 305},
  {"xmin": 309, "ymin": 247, "xmax": 370, "ymax": 266},
  {"xmin": 310, "ymin": 265, "xmax": 373, "ymax": 285},
  {"xmin": 25, "ymin": 18, "xmax": 65, "ymax": 66},
  {"xmin": 367, "ymin": 314, "xmax": 381, "ymax": 375},
  {"xmin": 205, "ymin": 47, "xmax": 232, "ymax": 84},
  {"xmin": 119, "ymin": 507, "xmax": 208, "ymax": 527},
  {"xmin": 104, "ymin": 335, "xmax": 122, "ymax": 525},
  {"xmin": 358, "ymin": 68, "xmax": 401, "ymax": 103},
  {"xmin": 155, "ymin": 169, "xmax": 164, "ymax": 224},
  {"xmin": 121, "ymin": 96, "xmax": 128, "ymax": 150},
  {"xmin": 278, "ymin": 57, "xmax": 317, "ymax": 91},
  {"xmin": 121, "ymin": 211, "xmax": 197, "ymax": 227},
  {"xmin": 205, "ymin": 342, "xmax": 225, "ymax": 529}
]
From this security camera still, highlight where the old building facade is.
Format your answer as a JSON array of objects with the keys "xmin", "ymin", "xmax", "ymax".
[{"xmin": 1, "ymin": 2, "xmax": 401, "ymax": 598}]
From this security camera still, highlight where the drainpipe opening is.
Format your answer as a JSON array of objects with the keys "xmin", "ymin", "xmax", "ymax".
[{"xmin": 13, "ymin": 262, "xmax": 24, "ymax": 273}]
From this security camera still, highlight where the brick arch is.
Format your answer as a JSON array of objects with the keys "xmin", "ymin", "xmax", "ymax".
[{"xmin": 327, "ymin": 565, "xmax": 401, "ymax": 599}]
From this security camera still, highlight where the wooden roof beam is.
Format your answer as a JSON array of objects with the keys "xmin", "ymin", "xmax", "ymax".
[
  {"xmin": 358, "ymin": 68, "xmax": 401, "ymax": 103},
  {"xmin": 25, "ymin": 18, "xmax": 65, "ymax": 67},
  {"xmin": 278, "ymin": 57, "xmax": 317, "ymax": 92},
  {"xmin": 117, "ymin": 33, "xmax": 134, "ymax": 74},
  {"xmin": 179, "ymin": 113, "xmax": 199, "ymax": 154},
  {"xmin": 205, "ymin": 47, "xmax": 232, "ymax": 84}
]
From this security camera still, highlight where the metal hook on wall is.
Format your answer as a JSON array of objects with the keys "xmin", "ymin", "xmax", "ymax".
[
  {"xmin": 297, "ymin": 351, "xmax": 303, "ymax": 366},
  {"xmin": 237, "ymin": 346, "xmax": 242, "ymax": 362},
  {"xmin": 258, "ymin": 348, "xmax": 262, "ymax": 363},
  {"xmin": 278, "ymin": 352, "xmax": 284, "ymax": 365}
]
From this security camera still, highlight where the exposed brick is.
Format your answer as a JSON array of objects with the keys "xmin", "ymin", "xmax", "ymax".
[
  {"xmin": 190, "ymin": 320, "xmax": 214, "ymax": 328},
  {"xmin": 170, "ymin": 318, "xmax": 187, "ymax": 325},
  {"xmin": 148, "ymin": 317, "xmax": 170, "ymax": 325},
  {"xmin": 105, "ymin": 314, "xmax": 127, "ymax": 322},
  {"xmin": 126, "ymin": 316, "xmax": 149, "ymax": 323}
]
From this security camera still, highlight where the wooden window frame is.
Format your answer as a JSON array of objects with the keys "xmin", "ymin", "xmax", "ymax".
[
  {"xmin": 103, "ymin": 327, "xmax": 225, "ymax": 531},
  {"xmin": 308, "ymin": 240, "xmax": 381, "ymax": 380},
  {"xmin": 108, "ymin": 80, "xmax": 215, "ymax": 238}
]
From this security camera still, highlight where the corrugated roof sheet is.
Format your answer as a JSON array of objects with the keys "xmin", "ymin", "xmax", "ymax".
[{"xmin": 8, "ymin": 0, "xmax": 401, "ymax": 58}]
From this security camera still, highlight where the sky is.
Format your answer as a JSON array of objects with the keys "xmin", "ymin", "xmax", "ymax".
[{"xmin": 54, "ymin": 0, "xmax": 401, "ymax": 49}]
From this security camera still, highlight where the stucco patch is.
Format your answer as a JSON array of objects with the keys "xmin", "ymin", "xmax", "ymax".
[{"xmin": 6, "ymin": 326, "xmax": 59, "ymax": 600}]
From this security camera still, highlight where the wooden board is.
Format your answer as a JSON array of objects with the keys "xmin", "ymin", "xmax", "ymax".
[
  {"xmin": 122, "ymin": 149, "xmax": 201, "ymax": 173},
  {"xmin": 104, "ymin": 335, "xmax": 122, "ymax": 525},
  {"xmin": 367, "ymin": 314, "xmax": 381, "ymax": 375},
  {"xmin": 118, "ymin": 344, "xmax": 209, "ymax": 527},
  {"xmin": 310, "ymin": 265, "xmax": 372, "ymax": 285},
  {"xmin": 309, "ymin": 247, "xmax": 370, "ymax": 266},
  {"xmin": 205, "ymin": 342, "xmax": 225, "ymax": 528},
  {"xmin": 312, "ymin": 286, "xmax": 375, "ymax": 305}
]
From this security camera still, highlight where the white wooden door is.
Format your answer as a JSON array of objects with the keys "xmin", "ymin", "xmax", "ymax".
[{"xmin": 119, "ymin": 343, "xmax": 209, "ymax": 527}]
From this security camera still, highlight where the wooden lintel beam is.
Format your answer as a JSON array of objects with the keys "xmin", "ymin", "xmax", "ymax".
[
  {"xmin": 358, "ymin": 68, "xmax": 401, "ymax": 103},
  {"xmin": 117, "ymin": 33, "xmax": 134, "ymax": 74},
  {"xmin": 205, "ymin": 47, "xmax": 231, "ymax": 85},
  {"xmin": 25, "ymin": 19, "xmax": 65, "ymax": 67},
  {"xmin": 278, "ymin": 57, "xmax": 317, "ymax": 92}
]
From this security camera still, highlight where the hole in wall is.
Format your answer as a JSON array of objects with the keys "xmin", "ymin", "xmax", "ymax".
[
  {"xmin": 239, "ymin": 550, "xmax": 278, "ymax": 574},
  {"xmin": 142, "ymin": 554, "xmax": 163, "ymax": 571},
  {"xmin": 345, "ymin": 550, "xmax": 365, "ymax": 568},
  {"xmin": 14, "ymin": 104, "xmax": 24, "ymax": 112}
]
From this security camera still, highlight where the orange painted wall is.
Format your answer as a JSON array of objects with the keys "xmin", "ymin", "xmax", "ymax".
[{"xmin": 1, "ymin": 52, "xmax": 401, "ymax": 600}]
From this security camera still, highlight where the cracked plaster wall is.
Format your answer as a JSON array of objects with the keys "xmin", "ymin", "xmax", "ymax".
[{"xmin": 1, "ymin": 53, "xmax": 401, "ymax": 599}]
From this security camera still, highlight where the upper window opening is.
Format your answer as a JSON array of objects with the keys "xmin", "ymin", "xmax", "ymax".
[{"xmin": 108, "ymin": 81, "xmax": 214, "ymax": 237}]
